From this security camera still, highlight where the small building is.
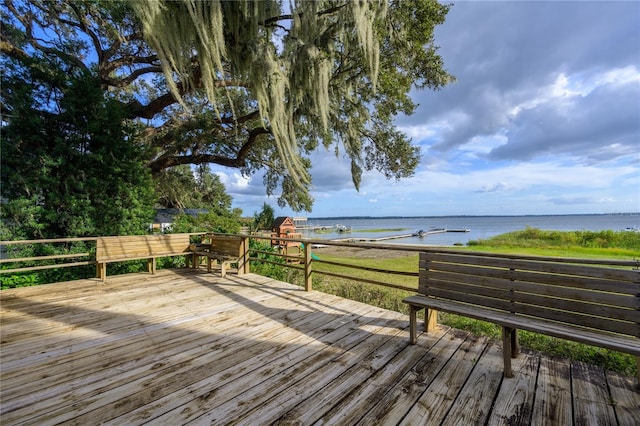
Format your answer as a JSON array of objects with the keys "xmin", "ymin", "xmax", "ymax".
[
  {"xmin": 271, "ymin": 216, "xmax": 296, "ymax": 236},
  {"xmin": 270, "ymin": 216, "xmax": 302, "ymax": 252}
]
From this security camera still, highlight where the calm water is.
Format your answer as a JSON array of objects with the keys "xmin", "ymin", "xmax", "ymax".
[{"xmin": 301, "ymin": 214, "xmax": 640, "ymax": 246}]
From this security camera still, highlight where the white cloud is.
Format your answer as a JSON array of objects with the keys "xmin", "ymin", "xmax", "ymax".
[
  {"xmin": 227, "ymin": 2, "xmax": 640, "ymax": 217},
  {"xmin": 215, "ymin": 171, "xmax": 250, "ymax": 191},
  {"xmin": 477, "ymin": 182, "xmax": 512, "ymax": 193}
]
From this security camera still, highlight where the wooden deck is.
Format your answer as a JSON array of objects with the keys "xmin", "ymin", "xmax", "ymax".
[{"xmin": 1, "ymin": 269, "xmax": 638, "ymax": 425}]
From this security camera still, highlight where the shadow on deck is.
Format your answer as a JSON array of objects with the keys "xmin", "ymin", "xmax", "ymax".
[{"xmin": 1, "ymin": 269, "xmax": 638, "ymax": 425}]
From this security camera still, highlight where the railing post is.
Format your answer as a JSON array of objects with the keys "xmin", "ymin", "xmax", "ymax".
[
  {"xmin": 304, "ymin": 241, "xmax": 312, "ymax": 291},
  {"xmin": 241, "ymin": 236, "xmax": 250, "ymax": 274}
]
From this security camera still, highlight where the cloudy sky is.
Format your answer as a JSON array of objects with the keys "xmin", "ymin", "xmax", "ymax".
[{"xmin": 216, "ymin": 1, "xmax": 640, "ymax": 218}]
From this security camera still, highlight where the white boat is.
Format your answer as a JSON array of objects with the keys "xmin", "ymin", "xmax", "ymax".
[{"xmin": 336, "ymin": 224, "xmax": 352, "ymax": 233}]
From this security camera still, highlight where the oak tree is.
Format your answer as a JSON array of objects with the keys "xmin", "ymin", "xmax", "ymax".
[{"xmin": 2, "ymin": 0, "xmax": 453, "ymax": 212}]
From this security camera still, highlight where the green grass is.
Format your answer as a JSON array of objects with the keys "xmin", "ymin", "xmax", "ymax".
[
  {"xmin": 287, "ymin": 229, "xmax": 639, "ymax": 377},
  {"xmin": 467, "ymin": 227, "xmax": 640, "ymax": 259}
]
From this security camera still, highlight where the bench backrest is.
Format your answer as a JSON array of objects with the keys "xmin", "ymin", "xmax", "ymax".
[
  {"xmin": 419, "ymin": 251, "xmax": 640, "ymax": 339},
  {"xmin": 96, "ymin": 234, "xmax": 192, "ymax": 261},
  {"xmin": 207, "ymin": 234, "xmax": 244, "ymax": 258}
]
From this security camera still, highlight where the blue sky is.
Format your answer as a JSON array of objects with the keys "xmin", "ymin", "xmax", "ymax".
[{"xmin": 214, "ymin": 1, "xmax": 640, "ymax": 218}]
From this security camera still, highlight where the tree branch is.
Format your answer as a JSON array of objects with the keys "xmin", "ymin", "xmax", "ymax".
[
  {"xmin": 124, "ymin": 77, "xmax": 251, "ymax": 119},
  {"xmin": 66, "ymin": 3, "xmax": 104, "ymax": 63},
  {"xmin": 149, "ymin": 153, "xmax": 242, "ymax": 174},
  {"xmin": 4, "ymin": 1, "xmax": 88, "ymax": 72},
  {"xmin": 102, "ymin": 65, "xmax": 164, "ymax": 89}
]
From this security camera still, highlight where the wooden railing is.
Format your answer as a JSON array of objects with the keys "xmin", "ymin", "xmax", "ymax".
[
  {"xmin": 247, "ymin": 233, "xmax": 423, "ymax": 292},
  {"xmin": 0, "ymin": 237, "xmax": 98, "ymax": 275},
  {"xmin": 2, "ymin": 233, "xmax": 638, "ymax": 294},
  {"xmin": 0, "ymin": 233, "xmax": 204, "ymax": 283}
]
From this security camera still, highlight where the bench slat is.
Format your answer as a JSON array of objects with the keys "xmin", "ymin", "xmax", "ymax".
[
  {"xmin": 423, "ymin": 279, "xmax": 638, "ymax": 335},
  {"xmin": 403, "ymin": 296, "xmax": 640, "ymax": 356},
  {"xmin": 192, "ymin": 235, "xmax": 246, "ymax": 277},
  {"xmin": 422, "ymin": 270, "xmax": 640, "ymax": 311},
  {"xmin": 97, "ymin": 235, "xmax": 191, "ymax": 261},
  {"xmin": 424, "ymin": 285, "xmax": 639, "ymax": 332},
  {"xmin": 421, "ymin": 261, "xmax": 639, "ymax": 295},
  {"xmin": 420, "ymin": 254, "xmax": 640, "ymax": 283}
]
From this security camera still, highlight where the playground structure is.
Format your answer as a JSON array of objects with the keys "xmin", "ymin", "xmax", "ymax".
[{"xmin": 270, "ymin": 216, "xmax": 302, "ymax": 258}]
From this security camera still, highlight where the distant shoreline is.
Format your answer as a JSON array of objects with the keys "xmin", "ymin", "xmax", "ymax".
[{"xmin": 307, "ymin": 212, "xmax": 640, "ymax": 221}]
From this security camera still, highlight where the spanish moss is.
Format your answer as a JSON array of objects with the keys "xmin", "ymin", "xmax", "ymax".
[{"xmin": 131, "ymin": 0, "xmax": 387, "ymax": 189}]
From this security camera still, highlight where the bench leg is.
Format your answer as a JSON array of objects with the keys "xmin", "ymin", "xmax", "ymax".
[
  {"xmin": 147, "ymin": 258, "xmax": 156, "ymax": 274},
  {"xmin": 510, "ymin": 328, "xmax": 520, "ymax": 358},
  {"xmin": 425, "ymin": 308, "xmax": 437, "ymax": 332},
  {"xmin": 636, "ymin": 357, "xmax": 640, "ymax": 389},
  {"xmin": 97, "ymin": 262, "xmax": 106, "ymax": 282},
  {"xmin": 220, "ymin": 261, "xmax": 231, "ymax": 278},
  {"xmin": 502, "ymin": 327, "xmax": 515, "ymax": 378},
  {"xmin": 409, "ymin": 305, "xmax": 423, "ymax": 344}
]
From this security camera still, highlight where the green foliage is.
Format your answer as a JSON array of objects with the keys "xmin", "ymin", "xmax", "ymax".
[
  {"xmin": 1, "ymin": 64, "xmax": 156, "ymax": 239},
  {"xmin": 155, "ymin": 165, "xmax": 234, "ymax": 212},
  {"xmin": 467, "ymin": 228, "xmax": 640, "ymax": 259},
  {"xmin": 168, "ymin": 211, "xmax": 241, "ymax": 234},
  {"xmin": 2, "ymin": 0, "xmax": 453, "ymax": 212},
  {"xmin": 248, "ymin": 240, "xmax": 290, "ymax": 281},
  {"xmin": 0, "ymin": 273, "xmax": 39, "ymax": 290},
  {"xmin": 252, "ymin": 203, "xmax": 275, "ymax": 232}
]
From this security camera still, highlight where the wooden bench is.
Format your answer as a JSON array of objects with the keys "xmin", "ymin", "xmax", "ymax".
[
  {"xmin": 403, "ymin": 251, "xmax": 640, "ymax": 383},
  {"xmin": 191, "ymin": 234, "xmax": 247, "ymax": 278},
  {"xmin": 96, "ymin": 234, "xmax": 193, "ymax": 281}
]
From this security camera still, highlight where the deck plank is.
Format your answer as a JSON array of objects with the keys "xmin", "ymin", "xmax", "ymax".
[
  {"xmin": 186, "ymin": 309, "xmax": 407, "ymax": 425},
  {"xmin": 107, "ymin": 296, "xmax": 383, "ymax": 424},
  {"xmin": 487, "ymin": 349, "xmax": 540, "ymax": 426},
  {"xmin": 312, "ymin": 326, "xmax": 452, "ymax": 425},
  {"xmin": 571, "ymin": 361, "xmax": 618, "ymax": 425},
  {"xmin": 530, "ymin": 353, "xmax": 573, "ymax": 425},
  {"xmin": 442, "ymin": 341, "xmax": 505, "ymax": 426},
  {"xmin": 1, "ymin": 269, "xmax": 638, "ymax": 425},
  {"xmin": 6, "ymin": 279, "xmax": 359, "ymax": 424},
  {"xmin": 397, "ymin": 334, "xmax": 490, "ymax": 425},
  {"xmin": 606, "ymin": 370, "xmax": 640, "ymax": 426}
]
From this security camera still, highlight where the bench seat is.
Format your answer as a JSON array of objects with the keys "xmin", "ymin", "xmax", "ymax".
[
  {"xmin": 403, "ymin": 251, "xmax": 640, "ymax": 383},
  {"xmin": 96, "ymin": 234, "xmax": 193, "ymax": 281},
  {"xmin": 405, "ymin": 295, "xmax": 640, "ymax": 376},
  {"xmin": 191, "ymin": 235, "xmax": 247, "ymax": 278}
]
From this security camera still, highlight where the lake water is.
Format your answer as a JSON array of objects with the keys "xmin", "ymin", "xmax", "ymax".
[{"xmin": 300, "ymin": 214, "xmax": 640, "ymax": 246}]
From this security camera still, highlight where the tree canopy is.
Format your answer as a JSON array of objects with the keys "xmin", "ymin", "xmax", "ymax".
[{"xmin": 2, "ymin": 0, "xmax": 453, "ymax": 212}]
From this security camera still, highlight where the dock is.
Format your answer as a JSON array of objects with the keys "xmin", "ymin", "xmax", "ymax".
[{"xmin": 332, "ymin": 228, "xmax": 470, "ymax": 243}]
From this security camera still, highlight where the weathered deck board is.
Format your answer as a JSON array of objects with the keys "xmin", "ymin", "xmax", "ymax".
[
  {"xmin": 1, "ymin": 269, "xmax": 638, "ymax": 425},
  {"xmin": 487, "ymin": 349, "xmax": 540, "ymax": 425}
]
